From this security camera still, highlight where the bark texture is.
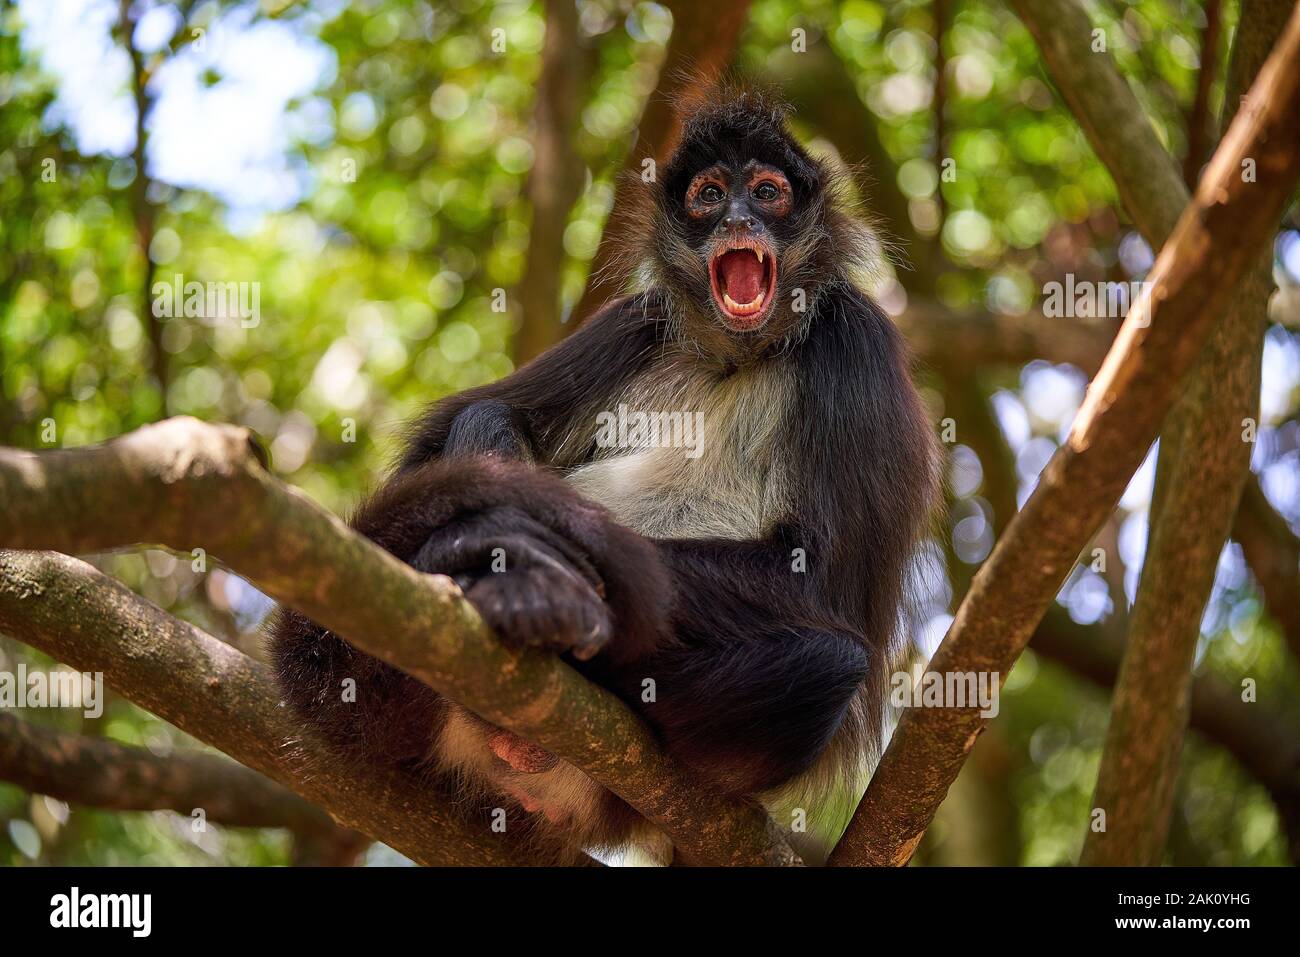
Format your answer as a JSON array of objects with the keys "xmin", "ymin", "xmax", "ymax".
[{"xmin": 0, "ymin": 711, "xmax": 341, "ymax": 835}]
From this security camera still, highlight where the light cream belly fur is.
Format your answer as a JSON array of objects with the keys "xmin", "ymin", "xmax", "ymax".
[
  {"xmin": 563, "ymin": 354, "xmax": 795, "ymax": 539},
  {"xmin": 434, "ymin": 358, "xmax": 873, "ymax": 863}
]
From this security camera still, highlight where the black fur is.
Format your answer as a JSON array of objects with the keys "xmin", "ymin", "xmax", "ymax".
[{"xmin": 268, "ymin": 87, "xmax": 937, "ymax": 858}]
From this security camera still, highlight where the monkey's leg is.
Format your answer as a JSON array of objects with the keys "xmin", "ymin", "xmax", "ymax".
[
  {"xmin": 599, "ymin": 535, "xmax": 871, "ymax": 796},
  {"xmin": 267, "ymin": 606, "xmax": 444, "ymax": 766},
  {"xmin": 631, "ymin": 624, "xmax": 869, "ymax": 797},
  {"xmin": 267, "ymin": 456, "xmax": 609, "ymax": 767},
  {"xmin": 272, "ymin": 457, "xmax": 672, "ymax": 766}
]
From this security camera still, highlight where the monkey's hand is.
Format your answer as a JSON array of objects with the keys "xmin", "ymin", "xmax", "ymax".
[
  {"xmin": 410, "ymin": 505, "xmax": 613, "ymax": 661},
  {"xmin": 350, "ymin": 455, "xmax": 675, "ymax": 668}
]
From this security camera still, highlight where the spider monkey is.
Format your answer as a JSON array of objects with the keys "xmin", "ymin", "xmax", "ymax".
[{"xmin": 269, "ymin": 87, "xmax": 938, "ymax": 864}]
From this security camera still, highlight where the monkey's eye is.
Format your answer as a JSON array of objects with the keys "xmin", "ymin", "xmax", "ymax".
[
  {"xmin": 753, "ymin": 182, "xmax": 780, "ymax": 201},
  {"xmin": 699, "ymin": 184, "xmax": 726, "ymax": 204}
]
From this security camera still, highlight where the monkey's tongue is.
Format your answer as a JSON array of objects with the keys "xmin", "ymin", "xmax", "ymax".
[
  {"xmin": 488, "ymin": 729, "xmax": 558, "ymax": 774},
  {"xmin": 717, "ymin": 250, "xmax": 765, "ymax": 305}
]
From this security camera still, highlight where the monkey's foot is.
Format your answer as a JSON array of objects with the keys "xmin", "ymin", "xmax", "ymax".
[
  {"xmin": 413, "ymin": 506, "xmax": 614, "ymax": 660},
  {"xmin": 464, "ymin": 550, "xmax": 613, "ymax": 661}
]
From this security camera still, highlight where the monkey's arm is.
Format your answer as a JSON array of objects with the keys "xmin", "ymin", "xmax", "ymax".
[{"xmin": 399, "ymin": 294, "xmax": 667, "ymax": 469}]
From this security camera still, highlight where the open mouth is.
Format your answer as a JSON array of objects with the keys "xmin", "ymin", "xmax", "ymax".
[{"xmin": 709, "ymin": 240, "xmax": 777, "ymax": 331}]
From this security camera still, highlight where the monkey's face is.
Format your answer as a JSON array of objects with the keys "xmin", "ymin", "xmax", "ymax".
[
  {"xmin": 684, "ymin": 162, "xmax": 790, "ymax": 333},
  {"xmin": 651, "ymin": 97, "xmax": 837, "ymax": 356}
]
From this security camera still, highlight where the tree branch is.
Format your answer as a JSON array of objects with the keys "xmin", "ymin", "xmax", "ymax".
[
  {"xmin": 901, "ymin": 301, "xmax": 1115, "ymax": 376},
  {"xmin": 1183, "ymin": 0, "xmax": 1223, "ymax": 188},
  {"xmin": 0, "ymin": 419, "xmax": 798, "ymax": 866},
  {"xmin": 931, "ymin": 345, "xmax": 1300, "ymax": 855},
  {"xmin": 934, "ymin": 356, "xmax": 1300, "ymax": 855},
  {"xmin": 932, "ymin": 0, "xmax": 949, "ymax": 226},
  {"xmin": 1080, "ymin": 0, "xmax": 1292, "ymax": 866},
  {"xmin": 116, "ymin": 0, "xmax": 167, "ymax": 407},
  {"xmin": 924, "ymin": 311, "xmax": 1300, "ymax": 852},
  {"xmin": 0, "ymin": 550, "xmax": 547, "ymax": 865},
  {"xmin": 941, "ymin": 368, "xmax": 1300, "ymax": 859},
  {"xmin": 1234, "ymin": 478, "xmax": 1300, "ymax": 663},
  {"xmin": 886, "ymin": 6, "xmax": 1300, "ymax": 678},
  {"xmin": 903, "ymin": 304, "xmax": 1300, "ymax": 677},
  {"xmin": 827, "ymin": 11, "xmax": 1300, "ymax": 865},
  {"xmin": 0, "ymin": 711, "xmax": 341, "ymax": 836}
]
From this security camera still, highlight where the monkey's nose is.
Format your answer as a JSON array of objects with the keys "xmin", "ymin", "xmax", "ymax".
[{"xmin": 722, "ymin": 213, "xmax": 757, "ymax": 230}]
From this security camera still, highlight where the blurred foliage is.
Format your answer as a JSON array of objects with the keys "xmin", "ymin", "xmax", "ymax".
[{"xmin": 0, "ymin": 0, "xmax": 1297, "ymax": 865}]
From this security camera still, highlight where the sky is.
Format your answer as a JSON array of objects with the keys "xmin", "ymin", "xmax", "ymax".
[{"xmin": 18, "ymin": 0, "xmax": 336, "ymax": 217}]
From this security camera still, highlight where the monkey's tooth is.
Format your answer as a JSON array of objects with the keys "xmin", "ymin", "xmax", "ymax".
[
  {"xmin": 723, "ymin": 290, "xmax": 766, "ymax": 314},
  {"xmin": 756, "ymin": 249, "xmax": 764, "ymax": 264}
]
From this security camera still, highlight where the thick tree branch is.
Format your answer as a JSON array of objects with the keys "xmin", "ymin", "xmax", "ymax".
[
  {"xmin": 936, "ymin": 359, "xmax": 1300, "ymax": 854},
  {"xmin": 0, "ymin": 711, "xmax": 341, "ymax": 835},
  {"xmin": 904, "ymin": 305, "xmax": 1300, "ymax": 674},
  {"xmin": 931, "ymin": 321, "xmax": 1300, "ymax": 851},
  {"xmin": 0, "ymin": 419, "xmax": 798, "ymax": 866},
  {"xmin": 906, "ymin": 6, "xmax": 1300, "ymax": 673},
  {"xmin": 944, "ymin": 372, "xmax": 1300, "ymax": 858},
  {"xmin": 1080, "ymin": 0, "xmax": 1292, "ymax": 866},
  {"xmin": 0, "ymin": 550, "xmax": 544, "ymax": 865},
  {"xmin": 827, "ymin": 13, "xmax": 1300, "ymax": 866}
]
